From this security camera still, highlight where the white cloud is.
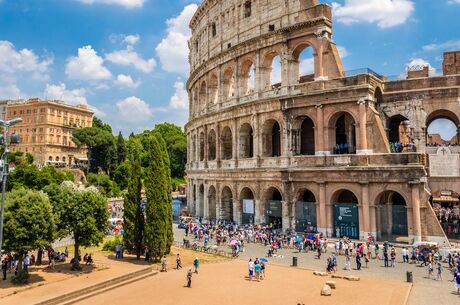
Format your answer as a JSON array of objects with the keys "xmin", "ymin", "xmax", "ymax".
[
  {"xmin": 115, "ymin": 74, "xmax": 140, "ymax": 88},
  {"xmin": 123, "ymin": 34, "xmax": 140, "ymax": 45},
  {"xmin": 332, "ymin": 0, "xmax": 414, "ymax": 28},
  {"xmin": 106, "ymin": 46, "xmax": 156, "ymax": 73},
  {"xmin": 66, "ymin": 45, "xmax": 112, "ymax": 81},
  {"xmin": 155, "ymin": 4, "xmax": 198, "ymax": 76},
  {"xmin": 422, "ymin": 39, "xmax": 460, "ymax": 52},
  {"xmin": 75, "ymin": 0, "xmax": 145, "ymax": 8},
  {"xmin": 169, "ymin": 80, "xmax": 188, "ymax": 110},
  {"xmin": 448, "ymin": 0, "xmax": 460, "ymax": 4},
  {"xmin": 116, "ymin": 96, "xmax": 152, "ymax": 123},
  {"xmin": 0, "ymin": 84, "xmax": 22, "ymax": 99},
  {"xmin": 0, "ymin": 40, "xmax": 52, "ymax": 80},
  {"xmin": 45, "ymin": 83, "xmax": 87, "ymax": 104},
  {"xmin": 406, "ymin": 58, "xmax": 439, "ymax": 77}
]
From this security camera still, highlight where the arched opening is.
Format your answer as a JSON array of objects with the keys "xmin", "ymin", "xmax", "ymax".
[
  {"xmin": 207, "ymin": 129, "xmax": 217, "ymax": 161},
  {"xmin": 426, "ymin": 110, "xmax": 459, "ymax": 146},
  {"xmin": 266, "ymin": 187, "xmax": 283, "ymax": 229},
  {"xmin": 193, "ymin": 89, "xmax": 198, "ymax": 117},
  {"xmin": 431, "ymin": 190, "xmax": 460, "ymax": 240},
  {"xmin": 240, "ymin": 187, "xmax": 255, "ymax": 225},
  {"xmin": 374, "ymin": 87, "xmax": 383, "ymax": 111},
  {"xmin": 222, "ymin": 68, "xmax": 234, "ymax": 98},
  {"xmin": 331, "ymin": 112, "xmax": 356, "ymax": 154},
  {"xmin": 192, "ymin": 184, "xmax": 197, "ymax": 215},
  {"xmin": 244, "ymin": 1, "xmax": 252, "ymax": 18},
  {"xmin": 262, "ymin": 120, "xmax": 281, "ymax": 157},
  {"xmin": 209, "ymin": 74, "xmax": 218, "ymax": 105},
  {"xmin": 239, "ymin": 123, "xmax": 254, "ymax": 158},
  {"xmin": 388, "ymin": 115, "xmax": 413, "ymax": 152},
  {"xmin": 199, "ymin": 132, "xmax": 205, "ymax": 161},
  {"xmin": 56, "ymin": 156, "xmax": 60, "ymax": 161},
  {"xmin": 199, "ymin": 184, "xmax": 205, "ymax": 218},
  {"xmin": 220, "ymin": 126, "xmax": 233, "ymax": 160},
  {"xmin": 293, "ymin": 44, "xmax": 315, "ymax": 83},
  {"xmin": 199, "ymin": 81, "xmax": 207, "ymax": 111},
  {"xmin": 333, "ymin": 190, "xmax": 359, "ymax": 239},
  {"xmin": 208, "ymin": 186, "xmax": 217, "ymax": 221},
  {"xmin": 296, "ymin": 189, "xmax": 317, "ymax": 233},
  {"xmin": 221, "ymin": 186, "xmax": 233, "ymax": 222},
  {"xmin": 262, "ymin": 52, "xmax": 282, "ymax": 90},
  {"xmin": 241, "ymin": 60, "xmax": 255, "ymax": 96},
  {"xmin": 376, "ymin": 191, "xmax": 408, "ymax": 241},
  {"xmin": 300, "ymin": 116, "xmax": 315, "ymax": 155},
  {"xmin": 191, "ymin": 135, "xmax": 196, "ymax": 162}
]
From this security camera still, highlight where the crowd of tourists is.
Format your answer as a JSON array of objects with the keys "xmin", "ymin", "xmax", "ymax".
[{"xmin": 390, "ymin": 142, "xmax": 416, "ymax": 153}]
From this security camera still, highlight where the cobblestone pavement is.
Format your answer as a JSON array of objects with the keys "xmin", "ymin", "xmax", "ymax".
[{"xmin": 174, "ymin": 228, "xmax": 459, "ymax": 305}]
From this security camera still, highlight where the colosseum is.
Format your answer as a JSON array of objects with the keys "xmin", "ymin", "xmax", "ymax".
[{"xmin": 185, "ymin": 0, "xmax": 460, "ymax": 245}]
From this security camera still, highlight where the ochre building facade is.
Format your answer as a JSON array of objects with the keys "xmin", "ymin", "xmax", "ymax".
[
  {"xmin": 6, "ymin": 98, "xmax": 93, "ymax": 166},
  {"xmin": 185, "ymin": 0, "xmax": 460, "ymax": 245}
]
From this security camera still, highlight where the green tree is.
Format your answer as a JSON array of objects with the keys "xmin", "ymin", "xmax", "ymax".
[
  {"xmin": 117, "ymin": 131, "xmax": 127, "ymax": 164},
  {"xmin": 3, "ymin": 189, "xmax": 56, "ymax": 281},
  {"xmin": 65, "ymin": 189, "xmax": 109, "ymax": 269},
  {"xmin": 25, "ymin": 152, "xmax": 34, "ymax": 164},
  {"xmin": 112, "ymin": 160, "xmax": 130, "ymax": 190},
  {"xmin": 123, "ymin": 138, "xmax": 144, "ymax": 259},
  {"xmin": 144, "ymin": 133, "xmax": 170, "ymax": 262},
  {"xmin": 6, "ymin": 163, "xmax": 74, "ymax": 191},
  {"xmin": 153, "ymin": 123, "xmax": 187, "ymax": 178},
  {"xmin": 87, "ymin": 173, "xmax": 120, "ymax": 197},
  {"xmin": 73, "ymin": 127, "xmax": 115, "ymax": 173}
]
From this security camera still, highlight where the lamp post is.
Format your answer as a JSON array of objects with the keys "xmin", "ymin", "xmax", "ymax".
[{"xmin": 0, "ymin": 118, "xmax": 23, "ymax": 257}]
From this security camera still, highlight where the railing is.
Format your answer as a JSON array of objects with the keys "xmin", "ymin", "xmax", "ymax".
[{"xmin": 344, "ymin": 68, "xmax": 383, "ymax": 79}]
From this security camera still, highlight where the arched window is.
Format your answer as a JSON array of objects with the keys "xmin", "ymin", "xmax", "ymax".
[
  {"xmin": 207, "ymin": 130, "xmax": 217, "ymax": 161},
  {"xmin": 239, "ymin": 123, "xmax": 254, "ymax": 158},
  {"xmin": 388, "ymin": 115, "xmax": 411, "ymax": 150},
  {"xmin": 241, "ymin": 60, "xmax": 255, "ymax": 95},
  {"xmin": 199, "ymin": 132, "xmax": 205, "ymax": 161},
  {"xmin": 262, "ymin": 52, "xmax": 282, "ymax": 90},
  {"xmin": 331, "ymin": 113, "xmax": 356, "ymax": 154},
  {"xmin": 263, "ymin": 120, "xmax": 281, "ymax": 157},
  {"xmin": 209, "ymin": 74, "xmax": 218, "ymax": 104},
  {"xmin": 199, "ymin": 81, "xmax": 207, "ymax": 111},
  {"xmin": 221, "ymin": 126, "xmax": 233, "ymax": 160},
  {"xmin": 244, "ymin": 1, "xmax": 252, "ymax": 18},
  {"xmin": 426, "ymin": 110, "xmax": 459, "ymax": 147},
  {"xmin": 221, "ymin": 186, "xmax": 233, "ymax": 221},
  {"xmin": 208, "ymin": 186, "xmax": 217, "ymax": 220},
  {"xmin": 300, "ymin": 117, "xmax": 315, "ymax": 155},
  {"xmin": 222, "ymin": 68, "xmax": 234, "ymax": 98},
  {"xmin": 293, "ymin": 45, "xmax": 315, "ymax": 83}
]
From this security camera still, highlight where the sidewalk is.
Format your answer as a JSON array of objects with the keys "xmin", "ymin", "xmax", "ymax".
[{"xmin": 0, "ymin": 254, "xmax": 149, "ymax": 305}]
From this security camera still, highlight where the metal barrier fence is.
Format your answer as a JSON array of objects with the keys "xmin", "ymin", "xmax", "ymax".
[{"xmin": 172, "ymin": 241, "xmax": 234, "ymax": 258}]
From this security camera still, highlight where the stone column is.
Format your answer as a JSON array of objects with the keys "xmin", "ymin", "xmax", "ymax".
[
  {"xmin": 410, "ymin": 181, "xmax": 422, "ymax": 242},
  {"xmin": 216, "ymin": 183, "xmax": 221, "ymax": 221},
  {"xmin": 360, "ymin": 182, "xmax": 371, "ymax": 239},
  {"xmin": 370, "ymin": 203, "xmax": 377, "ymax": 239},
  {"xmin": 386, "ymin": 202, "xmax": 393, "ymax": 237},
  {"xmin": 315, "ymin": 104, "xmax": 327, "ymax": 155},
  {"xmin": 233, "ymin": 119, "xmax": 238, "ymax": 167},
  {"xmin": 281, "ymin": 200, "xmax": 290, "ymax": 231},
  {"xmin": 216, "ymin": 124, "xmax": 221, "ymax": 168},
  {"xmin": 203, "ymin": 125, "xmax": 208, "ymax": 168},
  {"xmin": 357, "ymin": 98, "xmax": 371, "ymax": 155},
  {"xmin": 233, "ymin": 199, "xmax": 240, "ymax": 224},
  {"xmin": 317, "ymin": 182, "xmax": 327, "ymax": 235},
  {"xmin": 203, "ymin": 183, "xmax": 209, "ymax": 220},
  {"xmin": 314, "ymin": 37, "xmax": 327, "ymax": 81}
]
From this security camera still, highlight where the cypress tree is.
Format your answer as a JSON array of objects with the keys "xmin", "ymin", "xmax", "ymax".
[
  {"xmin": 144, "ymin": 133, "xmax": 168, "ymax": 262},
  {"xmin": 123, "ymin": 138, "xmax": 144, "ymax": 259},
  {"xmin": 155, "ymin": 132, "xmax": 173, "ymax": 253},
  {"xmin": 117, "ymin": 131, "xmax": 127, "ymax": 164}
]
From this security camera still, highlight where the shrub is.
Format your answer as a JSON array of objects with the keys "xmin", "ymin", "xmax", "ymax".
[{"xmin": 102, "ymin": 235, "xmax": 123, "ymax": 252}]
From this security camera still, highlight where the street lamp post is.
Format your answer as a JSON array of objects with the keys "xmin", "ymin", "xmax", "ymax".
[{"xmin": 0, "ymin": 118, "xmax": 23, "ymax": 257}]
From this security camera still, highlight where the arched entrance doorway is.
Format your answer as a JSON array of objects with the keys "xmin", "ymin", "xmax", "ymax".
[
  {"xmin": 221, "ymin": 186, "xmax": 233, "ymax": 222},
  {"xmin": 208, "ymin": 186, "xmax": 217, "ymax": 221},
  {"xmin": 333, "ymin": 190, "xmax": 359, "ymax": 239},
  {"xmin": 239, "ymin": 123, "xmax": 254, "ymax": 158},
  {"xmin": 240, "ymin": 187, "xmax": 255, "ymax": 225},
  {"xmin": 266, "ymin": 187, "xmax": 283, "ymax": 229},
  {"xmin": 296, "ymin": 189, "xmax": 317, "ymax": 233},
  {"xmin": 376, "ymin": 191, "xmax": 408, "ymax": 241}
]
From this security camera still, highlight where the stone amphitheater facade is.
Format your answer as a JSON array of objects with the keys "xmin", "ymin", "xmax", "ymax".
[{"xmin": 185, "ymin": 0, "xmax": 460, "ymax": 244}]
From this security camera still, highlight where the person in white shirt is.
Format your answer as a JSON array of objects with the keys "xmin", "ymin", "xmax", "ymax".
[
  {"xmin": 402, "ymin": 247, "xmax": 408, "ymax": 263},
  {"xmin": 24, "ymin": 254, "xmax": 30, "ymax": 273}
]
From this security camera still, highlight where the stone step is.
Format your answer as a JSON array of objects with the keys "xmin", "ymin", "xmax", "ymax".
[{"xmin": 34, "ymin": 267, "xmax": 155, "ymax": 305}]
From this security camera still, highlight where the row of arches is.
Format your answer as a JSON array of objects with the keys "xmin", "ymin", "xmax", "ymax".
[
  {"xmin": 190, "ymin": 184, "xmax": 410, "ymax": 241},
  {"xmin": 191, "ymin": 46, "xmax": 316, "ymax": 115},
  {"xmin": 191, "ymin": 111, "xmax": 358, "ymax": 162}
]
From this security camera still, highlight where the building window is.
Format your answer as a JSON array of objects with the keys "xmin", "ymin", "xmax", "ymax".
[
  {"xmin": 212, "ymin": 23, "xmax": 217, "ymax": 37},
  {"xmin": 244, "ymin": 1, "xmax": 252, "ymax": 18}
]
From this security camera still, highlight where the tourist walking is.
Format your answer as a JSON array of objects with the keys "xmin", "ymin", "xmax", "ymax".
[
  {"xmin": 344, "ymin": 254, "xmax": 351, "ymax": 271},
  {"xmin": 383, "ymin": 248, "xmax": 389, "ymax": 267},
  {"xmin": 402, "ymin": 247, "xmax": 408, "ymax": 263},
  {"xmin": 1, "ymin": 258, "xmax": 7, "ymax": 280},
  {"xmin": 248, "ymin": 259, "xmax": 254, "ymax": 280},
  {"xmin": 254, "ymin": 261, "xmax": 261, "ymax": 281},
  {"xmin": 428, "ymin": 262, "xmax": 433, "ymax": 279},
  {"xmin": 356, "ymin": 254, "xmax": 361, "ymax": 270},
  {"xmin": 187, "ymin": 268, "xmax": 193, "ymax": 288},
  {"xmin": 176, "ymin": 254, "xmax": 182, "ymax": 270},
  {"xmin": 390, "ymin": 248, "xmax": 396, "ymax": 267},
  {"xmin": 436, "ymin": 263, "xmax": 442, "ymax": 281},
  {"xmin": 161, "ymin": 256, "xmax": 167, "ymax": 272},
  {"xmin": 194, "ymin": 257, "xmax": 200, "ymax": 274}
]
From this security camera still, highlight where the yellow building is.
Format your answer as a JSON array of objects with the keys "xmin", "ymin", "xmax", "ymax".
[{"xmin": 5, "ymin": 98, "xmax": 93, "ymax": 166}]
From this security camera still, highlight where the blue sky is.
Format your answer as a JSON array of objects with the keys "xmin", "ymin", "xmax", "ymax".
[{"xmin": 0, "ymin": 0, "xmax": 459, "ymax": 135}]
